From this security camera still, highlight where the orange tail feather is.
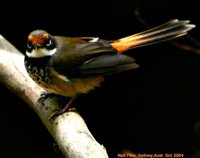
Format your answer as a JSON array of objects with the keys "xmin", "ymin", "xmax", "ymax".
[{"xmin": 111, "ymin": 19, "xmax": 195, "ymax": 53}]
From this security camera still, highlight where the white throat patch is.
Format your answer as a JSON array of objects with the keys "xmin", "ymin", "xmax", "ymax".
[{"xmin": 26, "ymin": 48, "xmax": 57, "ymax": 58}]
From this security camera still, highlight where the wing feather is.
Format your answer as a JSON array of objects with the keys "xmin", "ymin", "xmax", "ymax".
[{"xmin": 50, "ymin": 37, "xmax": 138, "ymax": 77}]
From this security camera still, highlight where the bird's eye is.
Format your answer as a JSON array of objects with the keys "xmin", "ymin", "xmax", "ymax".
[
  {"xmin": 27, "ymin": 41, "xmax": 32, "ymax": 50},
  {"xmin": 46, "ymin": 38, "xmax": 52, "ymax": 47},
  {"xmin": 45, "ymin": 38, "xmax": 55, "ymax": 50}
]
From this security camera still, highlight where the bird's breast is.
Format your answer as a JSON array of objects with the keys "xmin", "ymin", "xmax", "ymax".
[{"xmin": 25, "ymin": 61, "xmax": 50, "ymax": 86}]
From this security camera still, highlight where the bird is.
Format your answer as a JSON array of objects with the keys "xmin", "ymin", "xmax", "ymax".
[{"xmin": 24, "ymin": 19, "xmax": 195, "ymax": 110}]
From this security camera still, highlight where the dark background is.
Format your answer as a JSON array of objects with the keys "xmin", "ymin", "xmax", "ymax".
[{"xmin": 0, "ymin": 0, "xmax": 200, "ymax": 157}]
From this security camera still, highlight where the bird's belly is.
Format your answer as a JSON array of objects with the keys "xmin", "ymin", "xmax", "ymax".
[{"xmin": 43, "ymin": 75, "xmax": 105, "ymax": 97}]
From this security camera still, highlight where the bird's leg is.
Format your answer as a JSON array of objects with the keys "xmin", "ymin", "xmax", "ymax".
[
  {"xmin": 60, "ymin": 95, "xmax": 79, "ymax": 112},
  {"xmin": 50, "ymin": 94, "xmax": 80, "ymax": 121},
  {"xmin": 38, "ymin": 92, "xmax": 79, "ymax": 121}
]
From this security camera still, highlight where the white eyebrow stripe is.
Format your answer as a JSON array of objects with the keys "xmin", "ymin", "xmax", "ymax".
[{"xmin": 26, "ymin": 48, "xmax": 57, "ymax": 58}]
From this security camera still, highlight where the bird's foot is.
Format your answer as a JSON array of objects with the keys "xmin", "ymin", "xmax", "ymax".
[
  {"xmin": 50, "ymin": 96, "xmax": 79, "ymax": 122},
  {"xmin": 50, "ymin": 108, "xmax": 77, "ymax": 122},
  {"xmin": 38, "ymin": 92, "xmax": 56, "ymax": 106}
]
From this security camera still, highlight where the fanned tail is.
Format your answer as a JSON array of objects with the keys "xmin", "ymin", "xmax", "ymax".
[{"xmin": 111, "ymin": 19, "xmax": 195, "ymax": 53}]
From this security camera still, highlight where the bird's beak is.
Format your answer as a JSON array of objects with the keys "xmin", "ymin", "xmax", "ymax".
[{"xmin": 33, "ymin": 43, "xmax": 42, "ymax": 49}]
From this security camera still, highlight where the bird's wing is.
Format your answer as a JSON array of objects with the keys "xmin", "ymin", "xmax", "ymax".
[{"xmin": 50, "ymin": 37, "xmax": 139, "ymax": 77}]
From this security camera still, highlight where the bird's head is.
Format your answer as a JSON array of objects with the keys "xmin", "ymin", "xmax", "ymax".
[{"xmin": 26, "ymin": 30, "xmax": 56, "ymax": 58}]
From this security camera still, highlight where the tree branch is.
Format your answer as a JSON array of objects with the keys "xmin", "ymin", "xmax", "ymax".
[{"xmin": 0, "ymin": 35, "xmax": 108, "ymax": 158}]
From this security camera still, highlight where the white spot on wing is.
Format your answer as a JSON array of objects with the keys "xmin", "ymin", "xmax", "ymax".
[
  {"xmin": 57, "ymin": 73, "xmax": 70, "ymax": 82},
  {"xmin": 89, "ymin": 37, "xmax": 99, "ymax": 42},
  {"xmin": 52, "ymin": 70, "xmax": 71, "ymax": 82}
]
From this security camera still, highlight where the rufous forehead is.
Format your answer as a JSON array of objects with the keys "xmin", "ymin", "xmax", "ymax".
[{"xmin": 28, "ymin": 33, "xmax": 49, "ymax": 45}]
